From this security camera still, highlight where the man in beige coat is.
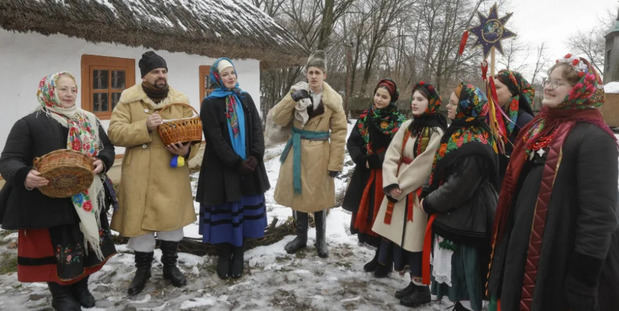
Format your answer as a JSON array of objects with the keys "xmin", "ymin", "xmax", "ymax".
[
  {"xmin": 108, "ymin": 51, "xmax": 199, "ymax": 295},
  {"xmin": 270, "ymin": 51, "xmax": 347, "ymax": 258}
]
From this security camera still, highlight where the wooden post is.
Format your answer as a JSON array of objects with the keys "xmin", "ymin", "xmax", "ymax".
[{"xmin": 490, "ymin": 47, "xmax": 496, "ymax": 76}]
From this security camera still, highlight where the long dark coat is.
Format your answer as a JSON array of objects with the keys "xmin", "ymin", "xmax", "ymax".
[
  {"xmin": 195, "ymin": 92, "xmax": 270, "ymax": 205},
  {"xmin": 422, "ymin": 142, "xmax": 499, "ymax": 246},
  {"xmin": 0, "ymin": 112, "xmax": 114, "ymax": 229},
  {"xmin": 342, "ymin": 120, "xmax": 392, "ymax": 212},
  {"xmin": 488, "ymin": 123, "xmax": 618, "ymax": 311}
]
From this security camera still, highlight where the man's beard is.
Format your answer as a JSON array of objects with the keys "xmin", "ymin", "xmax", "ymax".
[{"xmin": 154, "ymin": 78, "xmax": 167, "ymax": 89}]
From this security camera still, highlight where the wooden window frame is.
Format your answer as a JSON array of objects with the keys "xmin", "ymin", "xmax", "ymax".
[
  {"xmin": 199, "ymin": 65, "xmax": 212, "ymax": 105},
  {"xmin": 81, "ymin": 55, "xmax": 135, "ymax": 120}
]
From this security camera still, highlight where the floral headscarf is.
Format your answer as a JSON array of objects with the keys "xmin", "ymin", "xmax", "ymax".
[
  {"xmin": 495, "ymin": 69, "xmax": 535, "ymax": 136},
  {"xmin": 433, "ymin": 83, "xmax": 497, "ymax": 166},
  {"xmin": 357, "ymin": 79, "xmax": 406, "ymax": 154},
  {"xmin": 520, "ymin": 54, "xmax": 606, "ymax": 157},
  {"xmin": 412, "ymin": 81, "xmax": 442, "ymax": 115},
  {"xmin": 37, "ymin": 72, "xmax": 105, "ymax": 260},
  {"xmin": 206, "ymin": 58, "xmax": 246, "ymax": 159},
  {"xmin": 37, "ymin": 72, "xmax": 100, "ymax": 156}
]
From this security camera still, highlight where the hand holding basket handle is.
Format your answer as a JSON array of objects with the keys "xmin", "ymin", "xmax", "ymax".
[{"xmin": 146, "ymin": 113, "xmax": 163, "ymax": 131}]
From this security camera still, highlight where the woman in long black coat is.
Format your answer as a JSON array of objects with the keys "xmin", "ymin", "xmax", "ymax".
[
  {"xmin": 421, "ymin": 83, "xmax": 499, "ymax": 311},
  {"xmin": 342, "ymin": 79, "xmax": 405, "ymax": 275},
  {"xmin": 196, "ymin": 58, "xmax": 270, "ymax": 280},
  {"xmin": 0, "ymin": 72, "xmax": 116, "ymax": 310},
  {"xmin": 487, "ymin": 55, "xmax": 617, "ymax": 311}
]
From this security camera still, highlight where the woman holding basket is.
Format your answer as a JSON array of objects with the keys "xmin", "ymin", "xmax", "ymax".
[{"xmin": 0, "ymin": 72, "xmax": 116, "ymax": 310}]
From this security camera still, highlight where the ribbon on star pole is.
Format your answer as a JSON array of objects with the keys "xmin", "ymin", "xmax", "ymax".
[{"xmin": 459, "ymin": 3, "xmax": 517, "ymax": 153}]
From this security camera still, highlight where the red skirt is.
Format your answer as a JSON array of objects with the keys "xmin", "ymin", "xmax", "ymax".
[
  {"xmin": 17, "ymin": 228, "xmax": 113, "ymax": 285},
  {"xmin": 353, "ymin": 169, "xmax": 384, "ymax": 236}
]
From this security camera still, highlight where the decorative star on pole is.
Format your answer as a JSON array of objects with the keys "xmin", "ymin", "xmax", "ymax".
[{"xmin": 469, "ymin": 3, "xmax": 516, "ymax": 59}]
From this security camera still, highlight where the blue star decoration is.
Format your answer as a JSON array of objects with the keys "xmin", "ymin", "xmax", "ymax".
[{"xmin": 469, "ymin": 3, "xmax": 517, "ymax": 59}]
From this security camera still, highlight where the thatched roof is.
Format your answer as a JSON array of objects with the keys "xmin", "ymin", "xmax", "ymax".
[{"xmin": 0, "ymin": 0, "xmax": 307, "ymax": 67}]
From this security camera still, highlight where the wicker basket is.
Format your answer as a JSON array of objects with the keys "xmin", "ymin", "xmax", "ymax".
[
  {"xmin": 157, "ymin": 103, "xmax": 203, "ymax": 145},
  {"xmin": 33, "ymin": 149, "xmax": 94, "ymax": 198}
]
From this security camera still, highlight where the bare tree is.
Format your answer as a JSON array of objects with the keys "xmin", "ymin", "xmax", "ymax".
[
  {"xmin": 529, "ymin": 43, "xmax": 547, "ymax": 85},
  {"xmin": 567, "ymin": 10, "xmax": 616, "ymax": 74}
]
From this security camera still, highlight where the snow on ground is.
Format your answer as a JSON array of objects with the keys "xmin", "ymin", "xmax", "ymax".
[{"xmin": 0, "ymin": 127, "xmax": 616, "ymax": 310}]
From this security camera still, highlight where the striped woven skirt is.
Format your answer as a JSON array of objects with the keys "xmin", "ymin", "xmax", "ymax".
[{"xmin": 199, "ymin": 194, "xmax": 267, "ymax": 247}]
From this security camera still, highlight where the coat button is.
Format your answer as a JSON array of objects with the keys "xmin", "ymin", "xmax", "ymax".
[
  {"xmin": 142, "ymin": 144, "xmax": 148, "ymax": 149},
  {"xmin": 144, "ymin": 108, "xmax": 149, "ymax": 113}
]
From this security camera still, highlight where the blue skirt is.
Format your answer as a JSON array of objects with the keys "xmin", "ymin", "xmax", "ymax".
[{"xmin": 199, "ymin": 194, "xmax": 267, "ymax": 247}]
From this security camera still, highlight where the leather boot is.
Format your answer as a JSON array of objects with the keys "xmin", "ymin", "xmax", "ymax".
[
  {"xmin": 71, "ymin": 275, "xmax": 95, "ymax": 308},
  {"xmin": 314, "ymin": 210, "xmax": 328, "ymax": 258},
  {"xmin": 217, "ymin": 243, "xmax": 232, "ymax": 280},
  {"xmin": 48, "ymin": 282, "xmax": 81, "ymax": 311},
  {"xmin": 394, "ymin": 282, "xmax": 415, "ymax": 299},
  {"xmin": 363, "ymin": 248, "xmax": 380, "ymax": 272},
  {"xmin": 400, "ymin": 284, "xmax": 431, "ymax": 307},
  {"xmin": 128, "ymin": 251, "xmax": 153, "ymax": 296},
  {"xmin": 160, "ymin": 240, "xmax": 187, "ymax": 287},
  {"xmin": 285, "ymin": 211, "xmax": 308, "ymax": 254},
  {"xmin": 230, "ymin": 245, "xmax": 244, "ymax": 279}
]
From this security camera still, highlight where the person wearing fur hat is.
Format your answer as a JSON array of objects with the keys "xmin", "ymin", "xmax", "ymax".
[
  {"xmin": 421, "ymin": 83, "xmax": 499, "ymax": 311},
  {"xmin": 342, "ymin": 79, "xmax": 406, "ymax": 272},
  {"xmin": 196, "ymin": 58, "xmax": 270, "ymax": 280},
  {"xmin": 0, "ymin": 72, "xmax": 116, "ymax": 310},
  {"xmin": 108, "ymin": 51, "xmax": 200, "ymax": 296},
  {"xmin": 487, "ymin": 55, "xmax": 617, "ymax": 311},
  {"xmin": 492, "ymin": 69, "xmax": 534, "ymax": 178},
  {"xmin": 270, "ymin": 50, "xmax": 347, "ymax": 258},
  {"xmin": 371, "ymin": 81, "xmax": 447, "ymax": 307}
]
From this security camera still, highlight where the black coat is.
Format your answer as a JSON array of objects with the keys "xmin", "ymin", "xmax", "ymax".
[
  {"xmin": 0, "ymin": 111, "xmax": 114, "ymax": 229},
  {"xmin": 196, "ymin": 92, "xmax": 270, "ymax": 205},
  {"xmin": 342, "ymin": 121, "xmax": 392, "ymax": 212},
  {"xmin": 422, "ymin": 142, "xmax": 499, "ymax": 246},
  {"xmin": 488, "ymin": 123, "xmax": 618, "ymax": 311}
]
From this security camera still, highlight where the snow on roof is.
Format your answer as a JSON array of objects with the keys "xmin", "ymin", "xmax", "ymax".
[{"xmin": 0, "ymin": 0, "xmax": 306, "ymax": 66}]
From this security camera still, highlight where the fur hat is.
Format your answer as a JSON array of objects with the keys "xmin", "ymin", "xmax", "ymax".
[
  {"xmin": 139, "ymin": 51, "xmax": 167, "ymax": 78},
  {"xmin": 306, "ymin": 50, "xmax": 326, "ymax": 72}
]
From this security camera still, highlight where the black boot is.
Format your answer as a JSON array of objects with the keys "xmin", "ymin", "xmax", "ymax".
[
  {"xmin": 128, "ymin": 251, "xmax": 153, "ymax": 296},
  {"xmin": 363, "ymin": 248, "xmax": 380, "ymax": 272},
  {"xmin": 285, "ymin": 211, "xmax": 308, "ymax": 254},
  {"xmin": 217, "ymin": 243, "xmax": 232, "ymax": 280},
  {"xmin": 400, "ymin": 284, "xmax": 431, "ymax": 307},
  {"xmin": 48, "ymin": 282, "xmax": 81, "ymax": 311},
  {"xmin": 394, "ymin": 282, "xmax": 416, "ymax": 299},
  {"xmin": 314, "ymin": 210, "xmax": 328, "ymax": 258},
  {"xmin": 452, "ymin": 301, "xmax": 470, "ymax": 311},
  {"xmin": 160, "ymin": 240, "xmax": 187, "ymax": 287},
  {"xmin": 373, "ymin": 262, "xmax": 392, "ymax": 278},
  {"xmin": 230, "ymin": 245, "xmax": 244, "ymax": 279},
  {"xmin": 71, "ymin": 275, "xmax": 95, "ymax": 308}
]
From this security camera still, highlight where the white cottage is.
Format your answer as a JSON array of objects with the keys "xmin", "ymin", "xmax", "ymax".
[{"xmin": 0, "ymin": 0, "xmax": 304, "ymax": 152}]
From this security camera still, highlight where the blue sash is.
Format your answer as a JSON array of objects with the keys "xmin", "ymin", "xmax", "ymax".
[{"xmin": 280, "ymin": 127, "xmax": 330, "ymax": 194}]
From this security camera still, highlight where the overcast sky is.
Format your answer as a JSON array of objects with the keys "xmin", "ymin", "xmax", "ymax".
[{"xmin": 479, "ymin": 0, "xmax": 618, "ymax": 79}]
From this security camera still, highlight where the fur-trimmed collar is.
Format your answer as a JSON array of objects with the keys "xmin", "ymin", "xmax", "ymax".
[
  {"xmin": 118, "ymin": 83, "xmax": 188, "ymax": 110},
  {"xmin": 319, "ymin": 82, "xmax": 343, "ymax": 113}
]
